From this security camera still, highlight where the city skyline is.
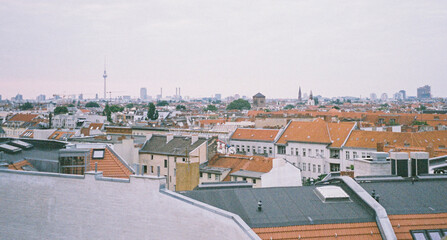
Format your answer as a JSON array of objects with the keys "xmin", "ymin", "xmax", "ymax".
[{"xmin": 1, "ymin": 1, "xmax": 447, "ymax": 99}]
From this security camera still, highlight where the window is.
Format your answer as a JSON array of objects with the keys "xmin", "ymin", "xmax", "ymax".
[
  {"xmin": 410, "ymin": 229, "xmax": 447, "ymax": 240},
  {"xmin": 291, "ymin": 148, "xmax": 294, "ymax": 155},
  {"xmin": 303, "ymin": 163, "xmax": 306, "ymax": 171},
  {"xmin": 313, "ymin": 164, "xmax": 316, "ymax": 173},
  {"xmin": 320, "ymin": 149, "xmax": 324, "ymax": 157},
  {"xmin": 366, "ymin": 152, "xmax": 371, "ymax": 158},
  {"xmin": 303, "ymin": 148, "xmax": 306, "ymax": 156},
  {"xmin": 215, "ymin": 174, "xmax": 219, "ymax": 181},
  {"xmin": 241, "ymin": 145, "xmax": 245, "ymax": 152},
  {"xmin": 330, "ymin": 149, "xmax": 340, "ymax": 159},
  {"xmin": 174, "ymin": 168, "xmax": 176, "ymax": 177},
  {"xmin": 151, "ymin": 155, "xmax": 154, "ymax": 160},
  {"xmin": 308, "ymin": 163, "xmax": 311, "ymax": 172},
  {"xmin": 263, "ymin": 147, "xmax": 267, "ymax": 154},
  {"xmin": 318, "ymin": 165, "xmax": 321, "ymax": 173},
  {"xmin": 257, "ymin": 146, "xmax": 261, "ymax": 153},
  {"xmin": 346, "ymin": 151, "xmax": 350, "ymax": 160},
  {"xmin": 143, "ymin": 165, "xmax": 147, "ymax": 174},
  {"xmin": 269, "ymin": 147, "xmax": 273, "ymax": 154},
  {"xmin": 200, "ymin": 172, "xmax": 203, "ymax": 178},
  {"xmin": 353, "ymin": 151, "xmax": 358, "ymax": 159},
  {"xmin": 253, "ymin": 179, "xmax": 256, "ymax": 184},
  {"xmin": 208, "ymin": 173, "xmax": 211, "ymax": 179},
  {"xmin": 164, "ymin": 159, "xmax": 167, "ymax": 168},
  {"xmin": 330, "ymin": 163, "xmax": 340, "ymax": 172},
  {"xmin": 277, "ymin": 146, "xmax": 286, "ymax": 154},
  {"xmin": 362, "ymin": 152, "xmax": 366, "ymax": 158},
  {"xmin": 92, "ymin": 149, "xmax": 105, "ymax": 159},
  {"xmin": 236, "ymin": 145, "xmax": 240, "ymax": 152},
  {"xmin": 243, "ymin": 177, "xmax": 247, "ymax": 181},
  {"xmin": 295, "ymin": 148, "xmax": 299, "ymax": 156},
  {"xmin": 151, "ymin": 166, "xmax": 154, "ymax": 173},
  {"xmin": 252, "ymin": 146, "xmax": 256, "ymax": 153},
  {"xmin": 247, "ymin": 146, "xmax": 251, "ymax": 152},
  {"xmin": 308, "ymin": 149, "xmax": 312, "ymax": 156}
]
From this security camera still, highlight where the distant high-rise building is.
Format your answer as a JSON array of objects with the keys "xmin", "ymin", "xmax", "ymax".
[
  {"xmin": 78, "ymin": 94, "xmax": 83, "ymax": 100},
  {"xmin": 253, "ymin": 93, "xmax": 266, "ymax": 108},
  {"xmin": 215, "ymin": 94, "xmax": 221, "ymax": 101},
  {"xmin": 14, "ymin": 94, "xmax": 23, "ymax": 102},
  {"xmin": 417, "ymin": 85, "xmax": 431, "ymax": 99},
  {"xmin": 140, "ymin": 88, "xmax": 147, "ymax": 100},
  {"xmin": 381, "ymin": 93, "xmax": 388, "ymax": 101},
  {"xmin": 0, "ymin": 95, "xmax": 2, "ymax": 101},
  {"xmin": 37, "ymin": 94, "xmax": 46, "ymax": 102},
  {"xmin": 393, "ymin": 92, "xmax": 402, "ymax": 100},
  {"xmin": 399, "ymin": 90, "xmax": 406, "ymax": 100},
  {"xmin": 103, "ymin": 58, "xmax": 108, "ymax": 100},
  {"xmin": 298, "ymin": 87, "xmax": 302, "ymax": 102},
  {"xmin": 370, "ymin": 93, "xmax": 377, "ymax": 101},
  {"xmin": 95, "ymin": 94, "xmax": 99, "ymax": 100}
]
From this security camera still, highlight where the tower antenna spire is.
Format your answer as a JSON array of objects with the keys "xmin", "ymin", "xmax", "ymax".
[{"xmin": 103, "ymin": 56, "xmax": 107, "ymax": 100}]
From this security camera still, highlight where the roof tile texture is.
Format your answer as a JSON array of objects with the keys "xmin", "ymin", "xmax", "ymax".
[
  {"xmin": 89, "ymin": 148, "xmax": 133, "ymax": 179},
  {"xmin": 253, "ymin": 222, "xmax": 381, "ymax": 240},
  {"xmin": 207, "ymin": 154, "xmax": 272, "ymax": 181},
  {"xmin": 231, "ymin": 128, "xmax": 279, "ymax": 142},
  {"xmin": 8, "ymin": 160, "xmax": 32, "ymax": 170},
  {"xmin": 7, "ymin": 113, "xmax": 39, "ymax": 122},
  {"xmin": 389, "ymin": 213, "xmax": 447, "ymax": 240}
]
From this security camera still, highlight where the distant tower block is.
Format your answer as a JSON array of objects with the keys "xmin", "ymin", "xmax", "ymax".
[
  {"xmin": 103, "ymin": 58, "xmax": 107, "ymax": 100},
  {"xmin": 298, "ymin": 87, "xmax": 302, "ymax": 102},
  {"xmin": 253, "ymin": 92, "xmax": 266, "ymax": 108}
]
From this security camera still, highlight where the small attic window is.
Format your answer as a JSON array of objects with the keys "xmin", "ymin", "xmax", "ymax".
[
  {"xmin": 315, "ymin": 186, "xmax": 351, "ymax": 203},
  {"xmin": 92, "ymin": 149, "xmax": 105, "ymax": 159},
  {"xmin": 439, "ymin": 145, "xmax": 446, "ymax": 149}
]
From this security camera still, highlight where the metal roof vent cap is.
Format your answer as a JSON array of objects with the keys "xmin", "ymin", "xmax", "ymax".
[{"xmin": 315, "ymin": 186, "xmax": 351, "ymax": 203}]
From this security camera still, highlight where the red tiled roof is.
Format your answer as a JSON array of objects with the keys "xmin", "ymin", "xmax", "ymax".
[
  {"xmin": 48, "ymin": 131, "xmax": 76, "ymax": 140},
  {"xmin": 8, "ymin": 160, "xmax": 33, "ymax": 170},
  {"xmin": 207, "ymin": 154, "xmax": 272, "ymax": 181},
  {"xmin": 7, "ymin": 113, "xmax": 39, "ymax": 122},
  {"xmin": 79, "ymin": 109, "xmax": 91, "ymax": 113},
  {"xmin": 231, "ymin": 128, "xmax": 279, "ymax": 142},
  {"xmin": 277, "ymin": 119, "xmax": 355, "ymax": 147},
  {"xmin": 89, "ymin": 148, "xmax": 133, "ymax": 179},
  {"xmin": 389, "ymin": 213, "xmax": 447, "ymax": 240},
  {"xmin": 89, "ymin": 123, "xmax": 104, "ymax": 130},
  {"xmin": 253, "ymin": 222, "xmax": 381, "ymax": 240},
  {"xmin": 198, "ymin": 119, "xmax": 226, "ymax": 127}
]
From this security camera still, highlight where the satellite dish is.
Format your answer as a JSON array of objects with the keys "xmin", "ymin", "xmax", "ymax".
[{"xmin": 106, "ymin": 135, "xmax": 112, "ymax": 141}]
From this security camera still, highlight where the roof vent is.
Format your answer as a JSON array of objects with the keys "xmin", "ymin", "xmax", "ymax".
[{"xmin": 315, "ymin": 186, "xmax": 350, "ymax": 202}]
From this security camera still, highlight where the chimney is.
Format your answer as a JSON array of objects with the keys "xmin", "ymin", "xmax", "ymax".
[
  {"xmin": 425, "ymin": 144, "xmax": 434, "ymax": 158},
  {"xmin": 191, "ymin": 134, "xmax": 199, "ymax": 145},
  {"xmin": 377, "ymin": 142, "xmax": 384, "ymax": 152},
  {"xmin": 166, "ymin": 134, "xmax": 174, "ymax": 143},
  {"xmin": 323, "ymin": 115, "xmax": 331, "ymax": 122}
]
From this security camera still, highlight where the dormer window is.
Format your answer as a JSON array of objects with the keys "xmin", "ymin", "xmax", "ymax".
[{"xmin": 92, "ymin": 149, "xmax": 105, "ymax": 159}]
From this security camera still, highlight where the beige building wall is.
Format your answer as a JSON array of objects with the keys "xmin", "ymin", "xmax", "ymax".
[{"xmin": 176, "ymin": 162, "xmax": 199, "ymax": 191}]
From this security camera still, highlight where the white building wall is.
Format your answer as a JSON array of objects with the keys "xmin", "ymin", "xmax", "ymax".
[
  {"xmin": 229, "ymin": 140, "xmax": 275, "ymax": 157},
  {"xmin": 261, "ymin": 158, "xmax": 302, "ymax": 187},
  {"xmin": 0, "ymin": 170, "xmax": 256, "ymax": 240}
]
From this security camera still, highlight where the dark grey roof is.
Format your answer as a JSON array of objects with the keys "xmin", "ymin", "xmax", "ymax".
[
  {"xmin": 139, "ymin": 135, "xmax": 207, "ymax": 156},
  {"xmin": 0, "ymin": 138, "xmax": 66, "ymax": 165},
  {"xmin": 359, "ymin": 178, "xmax": 447, "ymax": 215},
  {"xmin": 180, "ymin": 184, "xmax": 375, "ymax": 228},
  {"xmin": 253, "ymin": 93, "xmax": 265, "ymax": 98}
]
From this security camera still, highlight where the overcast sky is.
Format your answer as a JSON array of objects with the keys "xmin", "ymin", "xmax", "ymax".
[{"xmin": 1, "ymin": 0, "xmax": 447, "ymax": 100}]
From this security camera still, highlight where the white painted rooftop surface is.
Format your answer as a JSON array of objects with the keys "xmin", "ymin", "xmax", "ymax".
[{"xmin": 316, "ymin": 186, "xmax": 350, "ymax": 202}]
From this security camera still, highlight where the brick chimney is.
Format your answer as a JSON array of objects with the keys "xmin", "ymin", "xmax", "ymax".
[
  {"xmin": 377, "ymin": 142, "xmax": 384, "ymax": 152},
  {"xmin": 425, "ymin": 144, "xmax": 435, "ymax": 158}
]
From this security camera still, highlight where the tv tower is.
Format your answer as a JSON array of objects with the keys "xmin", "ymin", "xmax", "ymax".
[{"xmin": 103, "ymin": 57, "xmax": 107, "ymax": 100}]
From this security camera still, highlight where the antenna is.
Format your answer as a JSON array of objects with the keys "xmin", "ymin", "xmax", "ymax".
[{"xmin": 103, "ymin": 56, "xmax": 107, "ymax": 100}]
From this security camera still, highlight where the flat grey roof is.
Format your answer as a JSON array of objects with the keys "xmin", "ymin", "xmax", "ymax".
[
  {"xmin": 359, "ymin": 178, "xmax": 447, "ymax": 215},
  {"xmin": 139, "ymin": 135, "xmax": 206, "ymax": 156},
  {"xmin": 181, "ymin": 184, "xmax": 375, "ymax": 228}
]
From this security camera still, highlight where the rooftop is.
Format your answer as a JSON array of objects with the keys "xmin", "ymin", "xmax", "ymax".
[
  {"xmin": 231, "ymin": 128, "xmax": 280, "ymax": 142},
  {"xmin": 139, "ymin": 135, "xmax": 207, "ymax": 156}
]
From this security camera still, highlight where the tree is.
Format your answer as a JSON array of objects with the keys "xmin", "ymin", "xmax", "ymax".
[
  {"xmin": 153, "ymin": 110, "xmax": 159, "ymax": 120},
  {"xmin": 54, "ymin": 106, "xmax": 68, "ymax": 115},
  {"xmin": 176, "ymin": 105, "xmax": 186, "ymax": 110},
  {"xmin": 19, "ymin": 102, "xmax": 33, "ymax": 110},
  {"xmin": 126, "ymin": 103, "xmax": 134, "ymax": 109},
  {"xmin": 205, "ymin": 104, "xmax": 217, "ymax": 111},
  {"xmin": 104, "ymin": 103, "xmax": 112, "ymax": 122},
  {"xmin": 85, "ymin": 101, "xmax": 100, "ymax": 108},
  {"xmin": 49, "ymin": 112, "xmax": 53, "ymax": 129},
  {"xmin": 157, "ymin": 100, "xmax": 169, "ymax": 106},
  {"xmin": 67, "ymin": 104, "xmax": 75, "ymax": 107},
  {"xmin": 147, "ymin": 103, "xmax": 156, "ymax": 120},
  {"xmin": 226, "ymin": 99, "xmax": 251, "ymax": 110},
  {"xmin": 284, "ymin": 104, "xmax": 295, "ymax": 110},
  {"xmin": 314, "ymin": 98, "xmax": 319, "ymax": 105},
  {"xmin": 110, "ymin": 105, "xmax": 124, "ymax": 113}
]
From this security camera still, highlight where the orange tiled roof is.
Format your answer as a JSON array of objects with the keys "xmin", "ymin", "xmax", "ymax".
[
  {"xmin": 208, "ymin": 154, "xmax": 272, "ymax": 181},
  {"xmin": 48, "ymin": 131, "xmax": 76, "ymax": 140},
  {"xmin": 89, "ymin": 148, "xmax": 133, "ymax": 179},
  {"xmin": 198, "ymin": 119, "xmax": 226, "ymax": 126},
  {"xmin": 344, "ymin": 130, "xmax": 447, "ymax": 150},
  {"xmin": 7, "ymin": 113, "xmax": 39, "ymax": 122},
  {"xmin": 231, "ymin": 128, "xmax": 279, "ymax": 142},
  {"xmin": 253, "ymin": 222, "xmax": 381, "ymax": 240},
  {"xmin": 389, "ymin": 213, "xmax": 447, "ymax": 240},
  {"xmin": 89, "ymin": 123, "xmax": 104, "ymax": 130},
  {"xmin": 20, "ymin": 129, "xmax": 34, "ymax": 138},
  {"xmin": 277, "ymin": 119, "xmax": 355, "ymax": 147},
  {"xmin": 79, "ymin": 109, "xmax": 91, "ymax": 113},
  {"xmin": 8, "ymin": 160, "xmax": 32, "ymax": 170}
]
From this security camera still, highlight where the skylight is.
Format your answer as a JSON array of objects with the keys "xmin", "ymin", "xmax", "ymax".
[
  {"xmin": 315, "ymin": 186, "xmax": 350, "ymax": 202},
  {"xmin": 92, "ymin": 149, "xmax": 105, "ymax": 159}
]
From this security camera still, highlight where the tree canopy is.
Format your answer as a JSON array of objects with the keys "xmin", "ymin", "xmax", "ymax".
[
  {"xmin": 284, "ymin": 104, "xmax": 295, "ymax": 110},
  {"xmin": 19, "ymin": 102, "xmax": 33, "ymax": 110},
  {"xmin": 104, "ymin": 103, "xmax": 112, "ymax": 122},
  {"xmin": 226, "ymin": 99, "xmax": 251, "ymax": 110},
  {"xmin": 54, "ymin": 106, "xmax": 68, "ymax": 115},
  {"xmin": 147, "ymin": 103, "xmax": 158, "ymax": 120},
  {"xmin": 110, "ymin": 105, "xmax": 124, "ymax": 113},
  {"xmin": 85, "ymin": 101, "xmax": 100, "ymax": 108},
  {"xmin": 157, "ymin": 100, "xmax": 169, "ymax": 107},
  {"xmin": 205, "ymin": 104, "xmax": 217, "ymax": 111},
  {"xmin": 176, "ymin": 105, "xmax": 186, "ymax": 110}
]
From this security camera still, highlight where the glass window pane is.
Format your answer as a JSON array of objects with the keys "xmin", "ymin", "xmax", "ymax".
[
  {"xmin": 428, "ymin": 232, "xmax": 441, "ymax": 240},
  {"xmin": 413, "ymin": 232, "xmax": 427, "ymax": 240}
]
